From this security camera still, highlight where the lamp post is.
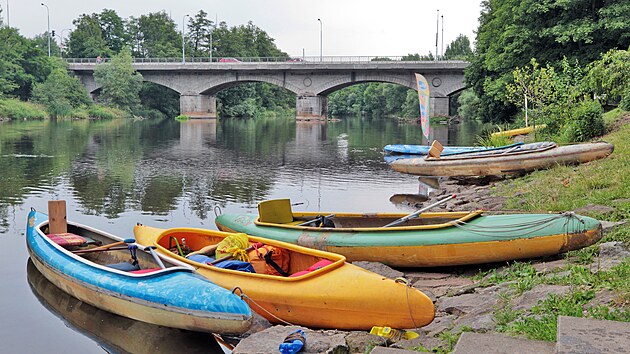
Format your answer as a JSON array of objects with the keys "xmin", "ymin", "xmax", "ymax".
[
  {"xmin": 317, "ymin": 18, "xmax": 322, "ymax": 62},
  {"xmin": 41, "ymin": 3, "xmax": 50, "ymax": 57},
  {"xmin": 435, "ymin": 9, "xmax": 439, "ymax": 61},
  {"xmin": 182, "ymin": 14, "xmax": 189, "ymax": 63},
  {"xmin": 6, "ymin": 0, "xmax": 9, "ymax": 27}
]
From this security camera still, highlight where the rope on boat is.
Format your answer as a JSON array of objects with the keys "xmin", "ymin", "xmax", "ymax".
[
  {"xmin": 395, "ymin": 277, "xmax": 418, "ymax": 329},
  {"xmin": 449, "ymin": 212, "xmax": 586, "ymax": 238},
  {"xmin": 232, "ymin": 287, "xmax": 295, "ymax": 326},
  {"xmin": 214, "ymin": 205, "xmax": 222, "ymax": 217}
]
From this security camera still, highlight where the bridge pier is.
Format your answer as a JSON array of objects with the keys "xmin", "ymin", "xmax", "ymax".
[
  {"xmin": 431, "ymin": 96, "xmax": 450, "ymax": 117},
  {"xmin": 296, "ymin": 95, "xmax": 327, "ymax": 121},
  {"xmin": 180, "ymin": 94, "xmax": 216, "ymax": 119}
]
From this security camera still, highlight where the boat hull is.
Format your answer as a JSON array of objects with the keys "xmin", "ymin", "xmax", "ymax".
[
  {"xmin": 390, "ymin": 142, "xmax": 613, "ymax": 177},
  {"xmin": 215, "ymin": 212, "xmax": 602, "ymax": 267},
  {"xmin": 26, "ymin": 210, "xmax": 252, "ymax": 334},
  {"xmin": 134, "ymin": 225, "xmax": 435, "ymax": 330}
]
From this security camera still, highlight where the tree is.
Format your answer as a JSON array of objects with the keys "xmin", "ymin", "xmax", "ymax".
[
  {"xmin": 93, "ymin": 47, "xmax": 143, "ymax": 111},
  {"xmin": 443, "ymin": 34, "xmax": 472, "ymax": 60},
  {"xmin": 99, "ymin": 9, "xmax": 127, "ymax": 54},
  {"xmin": 187, "ymin": 10, "xmax": 214, "ymax": 57},
  {"xmin": 587, "ymin": 48, "xmax": 630, "ymax": 106},
  {"xmin": 130, "ymin": 11, "xmax": 180, "ymax": 57},
  {"xmin": 67, "ymin": 13, "xmax": 112, "ymax": 58},
  {"xmin": 0, "ymin": 26, "xmax": 51, "ymax": 100},
  {"xmin": 31, "ymin": 58, "xmax": 91, "ymax": 117},
  {"xmin": 466, "ymin": 0, "xmax": 630, "ymax": 122}
]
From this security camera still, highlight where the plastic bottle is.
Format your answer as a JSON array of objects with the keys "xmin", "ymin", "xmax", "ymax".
[{"xmin": 279, "ymin": 329, "xmax": 305, "ymax": 354}]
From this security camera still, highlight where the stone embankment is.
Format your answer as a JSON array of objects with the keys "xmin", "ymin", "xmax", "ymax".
[{"xmin": 229, "ymin": 177, "xmax": 628, "ymax": 354}]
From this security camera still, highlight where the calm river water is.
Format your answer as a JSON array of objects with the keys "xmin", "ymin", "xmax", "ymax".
[{"xmin": 0, "ymin": 116, "xmax": 486, "ymax": 353}]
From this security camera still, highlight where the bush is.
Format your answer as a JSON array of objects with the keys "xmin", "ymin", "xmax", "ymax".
[
  {"xmin": 88, "ymin": 105, "xmax": 125, "ymax": 119},
  {"xmin": 566, "ymin": 99, "xmax": 605, "ymax": 142},
  {"xmin": 620, "ymin": 91, "xmax": 630, "ymax": 111},
  {"xmin": 0, "ymin": 99, "xmax": 48, "ymax": 119}
]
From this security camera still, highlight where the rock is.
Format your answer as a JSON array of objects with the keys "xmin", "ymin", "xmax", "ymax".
[
  {"xmin": 412, "ymin": 276, "xmax": 474, "ymax": 289},
  {"xmin": 512, "ymin": 285, "xmax": 572, "ymax": 311},
  {"xmin": 532, "ymin": 259, "xmax": 567, "ymax": 273},
  {"xmin": 420, "ymin": 314, "xmax": 455, "ymax": 337},
  {"xmin": 403, "ymin": 271, "xmax": 452, "ymax": 281},
  {"xmin": 583, "ymin": 289, "xmax": 620, "ymax": 309},
  {"xmin": 436, "ymin": 292, "xmax": 499, "ymax": 317},
  {"xmin": 556, "ymin": 316, "xmax": 630, "ymax": 354},
  {"xmin": 421, "ymin": 289, "xmax": 438, "ymax": 303},
  {"xmin": 233, "ymin": 326, "xmax": 347, "ymax": 354},
  {"xmin": 453, "ymin": 312, "xmax": 496, "ymax": 332},
  {"xmin": 390, "ymin": 331, "xmax": 445, "ymax": 351},
  {"xmin": 352, "ymin": 262, "xmax": 404, "ymax": 279},
  {"xmin": 601, "ymin": 220, "xmax": 626, "ymax": 233},
  {"xmin": 574, "ymin": 204, "xmax": 616, "ymax": 215},
  {"xmin": 345, "ymin": 331, "xmax": 386, "ymax": 354},
  {"xmin": 369, "ymin": 347, "xmax": 418, "ymax": 354},
  {"xmin": 242, "ymin": 312, "xmax": 273, "ymax": 335},
  {"xmin": 599, "ymin": 241, "xmax": 630, "ymax": 258},
  {"xmin": 453, "ymin": 332, "xmax": 554, "ymax": 354}
]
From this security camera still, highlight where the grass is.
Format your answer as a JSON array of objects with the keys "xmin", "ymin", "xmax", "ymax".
[
  {"xmin": 498, "ymin": 109, "xmax": 630, "ymax": 222},
  {"xmin": 0, "ymin": 99, "xmax": 48, "ymax": 119}
]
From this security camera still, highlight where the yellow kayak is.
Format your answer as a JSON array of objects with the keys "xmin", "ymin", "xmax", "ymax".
[
  {"xmin": 133, "ymin": 224, "xmax": 435, "ymax": 330},
  {"xmin": 491, "ymin": 124, "xmax": 547, "ymax": 137}
]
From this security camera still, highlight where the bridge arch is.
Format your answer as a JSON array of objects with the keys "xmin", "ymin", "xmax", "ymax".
[
  {"xmin": 314, "ymin": 74, "xmax": 415, "ymax": 96},
  {"xmin": 198, "ymin": 74, "xmax": 302, "ymax": 96}
]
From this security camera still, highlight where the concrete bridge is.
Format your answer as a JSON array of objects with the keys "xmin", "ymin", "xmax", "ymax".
[{"xmin": 67, "ymin": 57, "xmax": 468, "ymax": 119}]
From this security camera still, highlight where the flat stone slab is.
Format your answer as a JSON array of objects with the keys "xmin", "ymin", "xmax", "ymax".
[
  {"xmin": 370, "ymin": 347, "xmax": 418, "ymax": 354},
  {"xmin": 233, "ymin": 325, "xmax": 347, "ymax": 354},
  {"xmin": 453, "ymin": 332, "xmax": 554, "ymax": 354},
  {"xmin": 556, "ymin": 316, "xmax": 630, "ymax": 354}
]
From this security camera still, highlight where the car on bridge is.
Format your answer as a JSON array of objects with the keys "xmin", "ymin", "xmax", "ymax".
[
  {"xmin": 219, "ymin": 57, "xmax": 241, "ymax": 63},
  {"xmin": 286, "ymin": 57, "xmax": 304, "ymax": 62}
]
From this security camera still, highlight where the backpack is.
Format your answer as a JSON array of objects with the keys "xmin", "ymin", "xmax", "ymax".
[{"xmin": 248, "ymin": 244, "xmax": 290, "ymax": 276}]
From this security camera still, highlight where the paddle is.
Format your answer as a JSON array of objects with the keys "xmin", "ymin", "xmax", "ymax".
[
  {"xmin": 186, "ymin": 244, "xmax": 219, "ymax": 258},
  {"xmin": 72, "ymin": 246, "xmax": 129, "ymax": 254},
  {"xmin": 209, "ymin": 242, "xmax": 263, "ymax": 265},
  {"xmin": 145, "ymin": 246, "xmax": 166, "ymax": 269},
  {"xmin": 73, "ymin": 238, "xmax": 135, "ymax": 254},
  {"xmin": 383, "ymin": 194, "xmax": 456, "ymax": 228},
  {"xmin": 296, "ymin": 214, "xmax": 335, "ymax": 227}
]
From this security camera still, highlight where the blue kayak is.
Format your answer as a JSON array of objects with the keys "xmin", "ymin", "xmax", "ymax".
[
  {"xmin": 26, "ymin": 209, "xmax": 252, "ymax": 334},
  {"xmin": 384, "ymin": 142, "xmax": 523, "ymax": 156}
]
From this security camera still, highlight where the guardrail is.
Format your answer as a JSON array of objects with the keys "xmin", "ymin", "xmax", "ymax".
[{"xmin": 64, "ymin": 56, "xmax": 467, "ymax": 64}]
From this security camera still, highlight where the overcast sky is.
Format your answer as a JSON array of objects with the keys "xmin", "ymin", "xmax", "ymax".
[{"xmin": 4, "ymin": 0, "xmax": 483, "ymax": 57}]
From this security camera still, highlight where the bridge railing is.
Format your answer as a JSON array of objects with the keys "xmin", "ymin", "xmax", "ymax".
[{"xmin": 65, "ymin": 56, "xmax": 466, "ymax": 64}]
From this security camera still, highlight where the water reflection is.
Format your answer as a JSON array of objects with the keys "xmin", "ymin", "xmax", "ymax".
[{"xmin": 26, "ymin": 260, "xmax": 222, "ymax": 354}]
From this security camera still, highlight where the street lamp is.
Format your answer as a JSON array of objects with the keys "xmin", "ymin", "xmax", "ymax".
[
  {"xmin": 41, "ymin": 3, "xmax": 50, "ymax": 57},
  {"xmin": 6, "ymin": 0, "xmax": 9, "ymax": 27},
  {"xmin": 317, "ymin": 18, "xmax": 322, "ymax": 62},
  {"xmin": 182, "ymin": 14, "xmax": 189, "ymax": 63}
]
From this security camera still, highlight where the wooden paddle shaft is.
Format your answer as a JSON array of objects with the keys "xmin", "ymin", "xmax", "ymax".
[
  {"xmin": 48, "ymin": 200, "xmax": 67, "ymax": 234},
  {"xmin": 187, "ymin": 244, "xmax": 219, "ymax": 257}
]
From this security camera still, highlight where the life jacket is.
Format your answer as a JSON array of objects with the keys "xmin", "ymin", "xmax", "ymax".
[{"xmin": 248, "ymin": 244, "xmax": 290, "ymax": 276}]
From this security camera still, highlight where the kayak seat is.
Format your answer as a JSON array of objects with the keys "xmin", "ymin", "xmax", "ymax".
[
  {"xmin": 289, "ymin": 259, "xmax": 333, "ymax": 277},
  {"xmin": 47, "ymin": 233, "xmax": 87, "ymax": 248},
  {"xmin": 106, "ymin": 261, "xmax": 141, "ymax": 272},
  {"xmin": 258, "ymin": 199, "xmax": 294, "ymax": 224}
]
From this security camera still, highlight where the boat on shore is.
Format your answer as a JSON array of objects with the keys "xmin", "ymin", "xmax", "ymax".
[
  {"xmin": 491, "ymin": 124, "xmax": 547, "ymax": 137},
  {"xmin": 133, "ymin": 224, "xmax": 435, "ymax": 330},
  {"xmin": 214, "ymin": 199, "xmax": 603, "ymax": 268},
  {"xmin": 26, "ymin": 260, "xmax": 222, "ymax": 354},
  {"xmin": 26, "ymin": 209, "xmax": 252, "ymax": 334},
  {"xmin": 383, "ymin": 142, "xmax": 523, "ymax": 156},
  {"xmin": 388, "ymin": 141, "xmax": 613, "ymax": 177}
]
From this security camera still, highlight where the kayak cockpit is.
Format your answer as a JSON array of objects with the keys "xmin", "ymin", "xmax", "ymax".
[{"xmin": 254, "ymin": 199, "xmax": 483, "ymax": 231}]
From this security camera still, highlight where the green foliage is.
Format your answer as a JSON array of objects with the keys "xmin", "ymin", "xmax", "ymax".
[
  {"xmin": 467, "ymin": 0, "xmax": 630, "ymax": 122},
  {"xmin": 456, "ymin": 88, "xmax": 480, "ymax": 119},
  {"xmin": 129, "ymin": 11, "xmax": 181, "ymax": 57},
  {"xmin": 563, "ymin": 99, "xmax": 605, "ymax": 142},
  {"xmin": 67, "ymin": 12, "xmax": 114, "ymax": 58},
  {"xmin": 138, "ymin": 82, "xmax": 180, "ymax": 118},
  {"xmin": 93, "ymin": 47, "xmax": 143, "ymax": 111},
  {"xmin": 0, "ymin": 27, "xmax": 51, "ymax": 100},
  {"xmin": 175, "ymin": 115, "xmax": 190, "ymax": 121},
  {"xmin": 31, "ymin": 59, "xmax": 91, "ymax": 118},
  {"xmin": 443, "ymin": 34, "xmax": 472, "ymax": 60},
  {"xmin": 328, "ymin": 83, "xmax": 417, "ymax": 118},
  {"xmin": 587, "ymin": 48, "xmax": 630, "ymax": 105},
  {"xmin": 87, "ymin": 105, "xmax": 124, "ymax": 119},
  {"xmin": 475, "ymin": 129, "xmax": 513, "ymax": 148},
  {"xmin": 0, "ymin": 98, "xmax": 48, "ymax": 119}
]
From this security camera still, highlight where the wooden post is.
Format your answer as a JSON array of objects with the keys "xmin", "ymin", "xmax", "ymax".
[
  {"xmin": 48, "ymin": 200, "xmax": 67, "ymax": 234},
  {"xmin": 428, "ymin": 140, "xmax": 444, "ymax": 158}
]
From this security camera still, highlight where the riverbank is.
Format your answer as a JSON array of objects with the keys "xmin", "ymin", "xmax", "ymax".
[
  {"xmin": 229, "ymin": 109, "xmax": 629, "ymax": 353},
  {"xmin": 0, "ymin": 98, "xmax": 126, "ymax": 120}
]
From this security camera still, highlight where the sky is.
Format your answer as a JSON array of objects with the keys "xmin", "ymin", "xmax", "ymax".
[{"xmin": 3, "ymin": 0, "xmax": 483, "ymax": 57}]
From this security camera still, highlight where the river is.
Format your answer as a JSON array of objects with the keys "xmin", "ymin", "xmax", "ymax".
[{"xmin": 0, "ymin": 116, "xmax": 487, "ymax": 353}]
